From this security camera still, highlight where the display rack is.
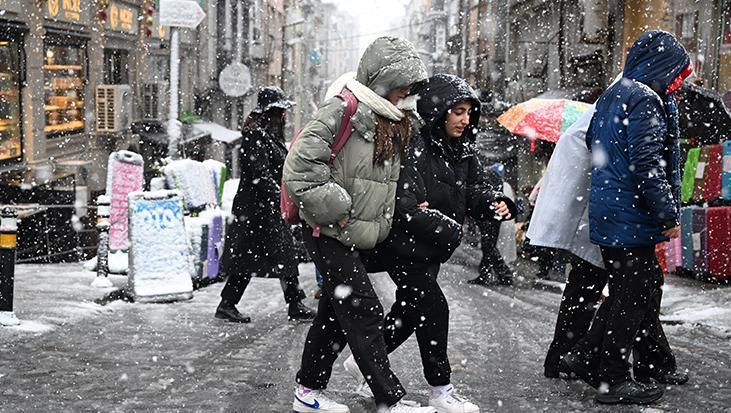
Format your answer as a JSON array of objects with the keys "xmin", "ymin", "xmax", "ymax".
[{"xmin": 43, "ymin": 49, "xmax": 85, "ymax": 137}]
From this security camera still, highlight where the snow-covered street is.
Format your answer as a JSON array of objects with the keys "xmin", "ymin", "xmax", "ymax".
[{"xmin": 1, "ymin": 248, "xmax": 729, "ymax": 413}]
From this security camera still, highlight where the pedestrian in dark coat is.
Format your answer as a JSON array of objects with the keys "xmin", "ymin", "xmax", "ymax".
[
  {"xmin": 470, "ymin": 165, "xmax": 515, "ymax": 286},
  {"xmin": 216, "ymin": 86, "xmax": 316, "ymax": 323},
  {"xmin": 347, "ymin": 74, "xmax": 516, "ymax": 413},
  {"xmin": 562, "ymin": 30, "xmax": 692, "ymax": 405}
]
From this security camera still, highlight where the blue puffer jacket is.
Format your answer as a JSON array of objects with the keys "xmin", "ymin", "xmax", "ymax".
[{"xmin": 586, "ymin": 30, "xmax": 690, "ymax": 247}]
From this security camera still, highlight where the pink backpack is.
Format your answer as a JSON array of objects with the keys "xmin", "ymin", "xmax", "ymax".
[{"xmin": 281, "ymin": 90, "xmax": 358, "ymax": 225}]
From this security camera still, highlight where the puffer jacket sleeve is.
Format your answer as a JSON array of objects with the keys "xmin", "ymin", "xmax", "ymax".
[
  {"xmin": 283, "ymin": 98, "xmax": 353, "ymax": 226},
  {"xmin": 394, "ymin": 138, "xmax": 462, "ymax": 250},
  {"xmin": 466, "ymin": 155, "xmax": 518, "ymax": 221},
  {"xmin": 627, "ymin": 95, "xmax": 679, "ymax": 227}
]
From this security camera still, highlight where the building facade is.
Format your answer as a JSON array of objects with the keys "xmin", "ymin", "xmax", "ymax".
[{"xmin": 400, "ymin": 0, "xmax": 731, "ymax": 198}]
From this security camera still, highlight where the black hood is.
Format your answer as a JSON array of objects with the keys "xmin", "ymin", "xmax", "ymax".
[{"xmin": 415, "ymin": 74, "xmax": 482, "ymax": 144}]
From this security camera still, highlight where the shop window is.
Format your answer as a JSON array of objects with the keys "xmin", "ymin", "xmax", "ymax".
[
  {"xmin": 104, "ymin": 49, "xmax": 129, "ymax": 85},
  {"xmin": 44, "ymin": 40, "xmax": 86, "ymax": 138},
  {"xmin": 0, "ymin": 37, "xmax": 22, "ymax": 163}
]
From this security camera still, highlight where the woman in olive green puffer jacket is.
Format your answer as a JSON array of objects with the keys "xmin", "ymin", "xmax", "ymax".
[{"xmin": 286, "ymin": 37, "xmax": 436, "ymax": 413}]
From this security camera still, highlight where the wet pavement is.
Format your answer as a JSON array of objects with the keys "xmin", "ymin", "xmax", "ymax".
[{"xmin": 0, "ymin": 251, "xmax": 729, "ymax": 413}]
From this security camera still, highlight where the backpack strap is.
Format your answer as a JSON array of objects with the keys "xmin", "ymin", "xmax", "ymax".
[{"xmin": 328, "ymin": 90, "xmax": 358, "ymax": 167}]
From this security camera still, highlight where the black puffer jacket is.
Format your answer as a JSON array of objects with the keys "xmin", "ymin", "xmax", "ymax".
[{"xmin": 381, "ymin": 74, "xmax": 517, "ymax": 263}]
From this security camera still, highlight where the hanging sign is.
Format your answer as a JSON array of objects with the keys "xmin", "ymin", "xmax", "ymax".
[{"xmin": 218, "ymin": 63, "xmax": 252, "ymax": 97}]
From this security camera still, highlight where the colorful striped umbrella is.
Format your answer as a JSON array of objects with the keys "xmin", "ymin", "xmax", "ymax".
[{"xmin": 497, "ymin": 98, "xmax": 592, "ymax": 144}]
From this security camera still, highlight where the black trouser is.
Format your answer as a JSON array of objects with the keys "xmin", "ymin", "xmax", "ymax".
[
  {"xmin": 296, "ymin": 228, "xmax": 405, "ymax": 407},
  {"xmin": 220, "ymin": 265, "xmax": 305, "ymax": 305},
  {"xmin": 544, "ymin": 257, "xmax": 608, "ymax": 373},
  {"xmin": 478, "ymin": 219, "xmax": 511, "ymax": 277},
  {"xmin": 576, "ymin": 246, "xmax": 675, "ymax": 385},
  {"xmin": 383, "ymin": 260, "xmax": 451, "ymax": 386}
]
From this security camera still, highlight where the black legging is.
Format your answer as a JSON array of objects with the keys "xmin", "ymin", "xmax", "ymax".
[
  {"xmin": 544, "ymin": 257, "xmax": 608, "ymax": 372},
  {"xmin": 219, "ymin": 267, "xmax": 305, "ymax": 305},
  {"xmin": 574, "ymin": 246, "xmax": 676, "ymax": 385},
  {"xmin": 383, "ymin": 260, "xmax": 451, "ymax": 386},
  {"xmin": 478, "ymin": 218, "xmax": 512, "ymax": 277},
  {"xmin": 296, "ymin": 228, "xmax": 406, "ymax": 407}
]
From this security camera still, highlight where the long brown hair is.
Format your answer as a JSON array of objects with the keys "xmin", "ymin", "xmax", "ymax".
[{"xmin": 373, "ymin": 112, "xmax": 412, "ymax": 165}]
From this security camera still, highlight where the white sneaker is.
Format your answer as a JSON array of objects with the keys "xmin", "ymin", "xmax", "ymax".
[
  {"xmin": 292, "ymin": 387, "xmax": 350, "ymax": 413},
  {"xmin": 428, "ymin": 385, "xmax": 479, "ymax": 413},
  {"xmin": 382, "ymin": 400, "xmax": 437, "ymax": 413},
  {"xmin": 343, "ymin": 354, "xmax": 374, "ymax": 398}
]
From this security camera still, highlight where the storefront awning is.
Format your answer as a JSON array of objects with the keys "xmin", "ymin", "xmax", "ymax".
[{"xmin": 193, "ymin": 122, "xmax": 242, "ymax": 144}]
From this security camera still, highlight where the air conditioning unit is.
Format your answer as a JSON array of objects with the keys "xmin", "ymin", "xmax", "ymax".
[
  {"xmin": 96, "ymin": 84, "xmax": 133, "ymax": 133},
  {"xmin": 139, "ymin": 82, "xmax": 169, "ymax": 121}
]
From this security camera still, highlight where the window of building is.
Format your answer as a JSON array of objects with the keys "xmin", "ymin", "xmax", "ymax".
[
  {"xmin": 0, "ymin": 36, "xmax": 22, "ymax": 162},
  {"xmin": 44, "ymin": 38, "xmax": 87, "ymax": 138},
  {"xmin": 103, "ymin": 49, "xmax": 129, "ymax": 85},
  {"xmin": 680, "ymin": 13, "xmax": 696, "ymax": 38}
]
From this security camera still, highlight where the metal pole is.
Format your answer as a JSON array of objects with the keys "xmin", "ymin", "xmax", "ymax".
[
  {"xmin": 281, "ymin": 22, "xmax": 287, "ymax": 89},
  {"xmin": 167, "ymin": 28, "xmax": 181, "ymax": 160},
  {"xmin": 0, "ymin": 207, "xmax": 19, "ymax": 326},
  {"xmin": 91, "ymin": 196, "xmax": 113, "ymax": 288}
]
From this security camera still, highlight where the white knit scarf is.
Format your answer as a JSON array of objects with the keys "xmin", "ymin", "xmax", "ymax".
[{"xmin": 325, "ymin": 72, "xmax": 416, "ymax": 122}]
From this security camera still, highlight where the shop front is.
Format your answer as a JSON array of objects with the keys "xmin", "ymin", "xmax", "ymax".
[
  {"xmin": 0, "ymin": 17, "xmax": 25, "ymax": 166},
  {"xmin": 0, "ymin": 0, "xmax": 95, "ymax": 262}
]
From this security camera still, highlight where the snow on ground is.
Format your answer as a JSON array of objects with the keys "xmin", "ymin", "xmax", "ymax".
[
  {"xmin": 0, "ymin": 263, "xmax": 122, "ymax": 340},
  {"xmin": 660, "ymin": 277, "xmax": 731, "ymax": 338},
  {"xmin": 1, "ymin": 258, "xmax": 729, "ymax": 411},
  {"xmin": 4, "ymin": 257, "xmax": 729, "ymax": 343}
]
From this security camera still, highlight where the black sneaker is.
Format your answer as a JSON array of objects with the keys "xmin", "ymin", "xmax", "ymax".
[
  {"xmin": 595, "ymin": 379, "xmax": 664, "ymax": 405},
  {"xmin": 288, "ymin": 301, "xmax": 316, "ymax": 321},
  {"xmin": 560, "ymin": 351, "xmax": 599, "ymax": 388},
  {"xmin": 636, "ymin": 370, "xmax": 689, "ymax": 385},
  {"xmin": 215, "ymin": 302, "xmax": 251, "ymax": 323}
]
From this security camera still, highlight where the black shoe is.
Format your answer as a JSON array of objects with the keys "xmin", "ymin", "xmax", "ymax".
[
  {"xmin": 636, "ymin": 370, "xmax": 689, "ymax": 385},
  {"xmin": 288, "ymin": 301, "xmax": 316, "ymax": 321},
  {"xmin": 595, "ymin": 379, "xmax": 664, "ymax": 405},
  {"xmin": 215, "ymin": 302, "xmax": 251, "ymax": 323},
  {"xmin": 561, "ymin": 351, "xmax": 599, "ymax": 388},
  {"xmin": 544, "ymin": 361, "xmax": 577, "ymax": 379}
]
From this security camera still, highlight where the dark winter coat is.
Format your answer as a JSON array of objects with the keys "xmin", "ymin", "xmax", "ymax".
[
  {"xmin": 586, "ymin": 30, "xmax": 690, "ymax": 247},
  {"xmin": 221, "ymin": 116, "xmax": 300, "ymax": 279},
  {"xmin": 381, "ymin": 74, "xmax": 517, "ymax": 263}
]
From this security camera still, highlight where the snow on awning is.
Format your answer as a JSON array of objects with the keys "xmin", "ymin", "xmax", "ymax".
[{"xmin": 193, "ymin": 122, "xmax": 242, "ymax": 144}]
